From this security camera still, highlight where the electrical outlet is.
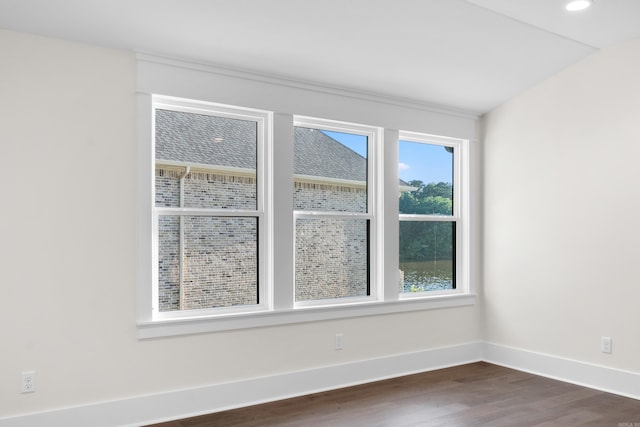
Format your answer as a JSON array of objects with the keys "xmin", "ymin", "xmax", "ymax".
[
  {"xmin": 601, "ymin": 336, "xmax": 612, "ymax": 354},
  {"xmin": 21, "ymin": 371, "xmax": 36, "ymax": 393},
  {"xmin": 335, "ymin": 333, "xmax": 344, "ymax": 350}
]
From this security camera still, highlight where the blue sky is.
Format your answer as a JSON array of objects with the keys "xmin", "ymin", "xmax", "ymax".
[
  {"xmin": 321, "ymin": 130, "xmax": 453, "ymax": 184},
  {"xmin": 398, "ymin": 141, "xmax": 453, "ymax": 184}
]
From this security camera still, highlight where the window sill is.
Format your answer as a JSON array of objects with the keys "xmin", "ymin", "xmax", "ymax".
[{"xmin": 137, "ymin": 293, "xmax": 477, "ymax": 339}]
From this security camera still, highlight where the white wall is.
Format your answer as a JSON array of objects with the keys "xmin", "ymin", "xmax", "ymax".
[
  {"xmin": 0, "ymin": 29, "xmax": 481, "ymax": 421},
  {"xmin": 482, "ymin": 38, "xmax": 640, "ymax": 372}
]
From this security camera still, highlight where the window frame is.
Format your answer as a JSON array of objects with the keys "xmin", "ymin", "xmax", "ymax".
[
  {"xmin": 398, "ymin": 131, "xmax": 469, "ymax": 298},
  {"xmin": 292, "ymin": 116, "xmax": 382, "ymax": 308},
  {"xmin": 149, "ymin": 95, "xmax": 273, "ymax": 321},
  {"xmin": 136, "ymin": 94, "xmax": 474, "ymax": 339}
]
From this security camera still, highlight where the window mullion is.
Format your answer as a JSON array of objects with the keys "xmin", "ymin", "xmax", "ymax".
[
  {"xmin": 272, "ymin": 113, "xmax": 295, "ymax": 311},
  {"xmin": 383, "ymin": 128, "xmax": 400, "ymax": 301}
]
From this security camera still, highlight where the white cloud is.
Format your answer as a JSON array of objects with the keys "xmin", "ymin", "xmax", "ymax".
[{"xmin": 398, "ymin": 162, "xmax": 410, "ymax": 172}]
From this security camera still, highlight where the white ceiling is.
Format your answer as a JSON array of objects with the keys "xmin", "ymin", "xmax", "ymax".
[{"xmin": 1, "ymin": 0, "xmax": 639, "ymax": 114}]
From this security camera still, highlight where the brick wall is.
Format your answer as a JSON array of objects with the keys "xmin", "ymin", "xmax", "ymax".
[
  {"xmin": 294, "ymin": 182, "xmax": 366, "ymax": 213},
  {"xmin": 156, "ymin": 167, "xmax": 368, "ymax": 311},
  {"xmin": 295, "ymin": 218, "xmax": 368, "ymax": 301}
]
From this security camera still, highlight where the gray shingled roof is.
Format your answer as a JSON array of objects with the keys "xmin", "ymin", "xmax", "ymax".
[
  {"xmin": 155, "ymin": 108, "xmax": 409, "ymax": 186},
  {"xmin": 155, "ymin": 109, "xmax": 257, "ymax": 169},
  {"xmin": 293, "ymin": 127, "xmax": 366, "ymax": 182}
]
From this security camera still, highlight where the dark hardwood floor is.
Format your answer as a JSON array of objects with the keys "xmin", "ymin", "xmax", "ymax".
[{"xmin": 147, "ymin": 362, "xmax": 640, "ymax": 426}]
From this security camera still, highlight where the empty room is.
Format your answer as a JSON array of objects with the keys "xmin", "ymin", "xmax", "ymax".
[{"xmin": 1, "ymin": 1, "xmax": 639, "ymax": 426}]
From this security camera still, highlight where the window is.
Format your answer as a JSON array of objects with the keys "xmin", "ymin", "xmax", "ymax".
[
  {"xmin": 398, "ymin": 132, "xmax": 467, "ymax": 297},
  {"xmin": 137, "ymin": 92, "xmax": 473, "ymax": 338},
  {"xmin": 152, "ymin": 96, "xmax": 271, "ymax": 320},
  {"xmin": 293, "ymin": 118, "xmax": 379, "ymax": 306}
]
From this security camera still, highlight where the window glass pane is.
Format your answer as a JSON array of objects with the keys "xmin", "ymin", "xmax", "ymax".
[
  {"xmin": 295, "ymin": 218, "xmax": 369, "ymax": 301},
  {"xmin": 399, "ymin": 221, "xmax": 455, "ymax": 293},
  {"xmin": 399, "ymin": 141, "xmax": 453, "ymax": 215},
  {"xmin": 293, "ymin": 127, "xmax": 367, "ymax": 213},
  {"xmin": 158, "ymin": 216, "xmax": 180, "ymax": 310},
  {"xmin": 158, "ymin": 215, "xmax": 258, "ymax": 311},
  {"xmin": 155, "ymin": 109, "xmax": 257, "ymax": 209}
]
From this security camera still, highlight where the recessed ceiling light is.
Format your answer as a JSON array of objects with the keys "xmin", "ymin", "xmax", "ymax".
[{"xmin": 565, "ymin": 0, "xmax": 593, "ymax": 12}]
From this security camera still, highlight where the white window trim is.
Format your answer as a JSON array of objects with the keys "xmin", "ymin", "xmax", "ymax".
[
  {"xmin": 137, "ymin": 294, "xmax": 476, "ymax": 338},
  {"xmin": 137, "ymin": 96, "xmax": 475, "ymax": 339}
]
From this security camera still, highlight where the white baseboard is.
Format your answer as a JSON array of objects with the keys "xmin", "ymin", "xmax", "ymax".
[
  {"xmin": 483, "ymin": 342, "xmax": 640, "ymax": 400},
  {"xmin": 6, "ymin": 342, "xmax": 638, "ymax": 427},
  {"xmin": 0, "ymin": 342, "xmax": 483, "ymax": 427}
]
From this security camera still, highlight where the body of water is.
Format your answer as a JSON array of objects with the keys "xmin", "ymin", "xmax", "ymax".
[{"xmin": 400, "ymin": 260, "xmax": 454, "ymax": 292}]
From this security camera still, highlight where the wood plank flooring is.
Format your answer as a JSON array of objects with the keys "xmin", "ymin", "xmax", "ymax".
[{"xmin": 147, "ymin": 362, "xmax": 640, "ymax": 426}]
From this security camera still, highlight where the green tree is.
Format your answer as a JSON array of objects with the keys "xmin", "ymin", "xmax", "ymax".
[
  {"xmin": 399, "ymin": 181, "xmax": 452, "ymax": 215},
  {"xmin": 399, "ymin": 221, "xmax": 454, "ymax": 262},
  {"xmin": 399, "ymin": 181, "xmax": 454, "ymax": 261}
]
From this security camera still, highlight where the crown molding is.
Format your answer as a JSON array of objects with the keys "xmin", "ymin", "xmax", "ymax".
[{"xmin": 136, "ymin": 52, "xmax": 480, "ymax": 120}]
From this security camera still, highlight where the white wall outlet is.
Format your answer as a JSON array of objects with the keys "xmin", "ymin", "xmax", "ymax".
[
  {"xmin": 601, "ymin": 336, "xmax": 612, "ymax": 354},
  {"xmin": 335, "ymin": 333, "xmax": 344, "ymax": 350},
  {"xmin": 21, "ymin": 371, "xmax": 36, "ymax": 393}
]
